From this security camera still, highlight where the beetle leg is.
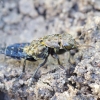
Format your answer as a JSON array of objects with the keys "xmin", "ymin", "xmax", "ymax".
[
  {"xmin": 32, "ymin": 55, "xmax": 49, "ymax": 78},
  {"xmin": 22, "ymin": 59, "xmax": 26, "ymax": 72},
  {"xmin": 17, "ymin": 59, "xmax": 26, "ymax": 80},
  {"xmin": 29, "ymin": 56, "xmax": 49, "ymax": 86},
  {"xmin": 52, "ymin": 53, "xmax": 65, "ymax": 70},
  {"xmin": 29, "ymin": 55, "xmax": 49, "ymax": 86},
  {"xmin": 4, "ymin": 43, "xmax": 6, "ymax": 59}
]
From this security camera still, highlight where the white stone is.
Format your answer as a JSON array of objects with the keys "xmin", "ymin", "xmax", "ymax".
[{"xmin": 19, "ymin": 0, "xmax": 38, "ymax": 18}]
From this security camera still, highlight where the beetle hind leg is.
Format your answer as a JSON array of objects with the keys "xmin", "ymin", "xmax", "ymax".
[
  {"xmin": 18, "ymin": 59, "xmax": 26, "ymax": 79},
  {"xmin": 22, "ymin": 59, "xmax": 26, "ymax": 73}
]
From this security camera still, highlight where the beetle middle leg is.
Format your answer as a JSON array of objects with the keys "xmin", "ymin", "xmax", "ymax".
[
  {"xmin": 32, "ymin": 55, "xmax": 49, "ymax": 78},
  {"xmin": 51, "ymin": 53, "xmax": 65, "ymax": 70},
  {"xmin": 29, "ymin": 56, "xmax": 49, "ymax": 85}
]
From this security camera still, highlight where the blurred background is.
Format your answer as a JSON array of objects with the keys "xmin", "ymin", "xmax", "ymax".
[{"xmin": 0, "ymin": 0, "xmax": 100, "ymax": 45}]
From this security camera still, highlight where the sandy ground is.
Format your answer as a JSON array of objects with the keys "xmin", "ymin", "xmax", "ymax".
[{"xmin": 0, "ymin": 0, "xmax": 100, "ymax": 100}]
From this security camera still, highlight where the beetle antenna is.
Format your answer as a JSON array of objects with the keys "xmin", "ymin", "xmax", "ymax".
[{"xmin": 76, "ymin": 44, "xmax": 95, "ymax": 50}]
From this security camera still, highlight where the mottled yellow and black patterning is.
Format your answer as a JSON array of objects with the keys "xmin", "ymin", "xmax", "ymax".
[
  {"xmin": 24, "ymin": 33, "xmax": 77, "ymax": 60},
  {"xmin": 0, "ymin": 33, "xmax": 78, "ymax": 82}
]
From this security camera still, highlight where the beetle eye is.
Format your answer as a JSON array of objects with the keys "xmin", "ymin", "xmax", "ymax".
[
  {"xmin": 65, "ymin": 45, "xmax": 72, "ymax": 49},
  {"xmin": 64, "ymin": 43, "xmax": 73, "ymax": 50}
]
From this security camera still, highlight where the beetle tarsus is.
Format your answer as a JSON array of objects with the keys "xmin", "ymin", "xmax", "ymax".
[{"xmin": 18, "ymin": 72, "xmax": 25, "ymax": 80}]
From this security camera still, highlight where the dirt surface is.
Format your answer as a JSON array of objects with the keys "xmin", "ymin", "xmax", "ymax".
[{"xmin": 0, "ymin": 0, "xmax": 100, "ymax": 100}]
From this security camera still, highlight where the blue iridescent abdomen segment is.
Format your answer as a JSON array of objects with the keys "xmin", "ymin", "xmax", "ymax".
[{"xmin": 0, "ymin": 43, "xmax": 36, "ymax": 61}]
